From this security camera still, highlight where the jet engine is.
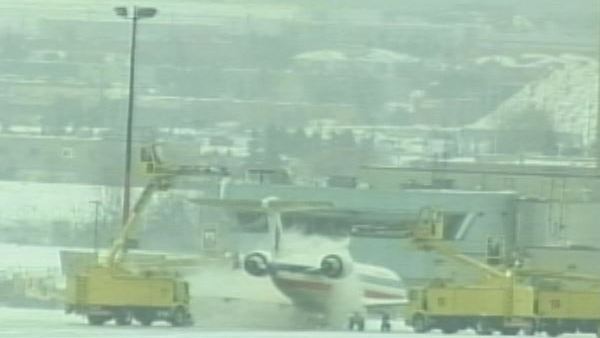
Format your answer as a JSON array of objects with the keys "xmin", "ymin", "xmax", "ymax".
[
  {"xmin": 320, "ymin": 254, "xmax": 353, "ymax": 279},
  {"xmin": 243, "ymin": 251, "xmax": 271, "ymax": 277}
]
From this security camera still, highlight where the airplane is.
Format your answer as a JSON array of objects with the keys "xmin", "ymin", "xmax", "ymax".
[{"xmin": 187, "ymin": 196, "xmax": 408, "ymax": 329}]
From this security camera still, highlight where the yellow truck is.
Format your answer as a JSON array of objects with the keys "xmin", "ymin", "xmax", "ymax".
[
  {"xmin": 406, "ymin": 281, "xmax": 535, "ymax": 334},
  {"xmin": 65, "ymin": 266, "xmax": 191, "ymax": 326},
  {"xmin": 406, "ymin": 261, "xmax": 600, "ymax": 336},
  {"xmin": 405, "ymin": 207, "xmax": 535, "ymax": 334},
  {"xmin": 64, "ymin": 145, "xmax": 226, "ymax": 326},
  {"xmin": 404, "ymin": 207, "xmax": 600, "ymax": 337},
  {"xmin": 533, "ymin": 281, "xmax": 600, "ymax": 336}
]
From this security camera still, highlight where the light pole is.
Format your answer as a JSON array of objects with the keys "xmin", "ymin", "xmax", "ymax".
[
  {"xmin": 89, "ymin": 200, "xmax": 101, "ymax": 260},
  {"xmin": 114, "ymin": 6, "xmax": 157, "ymax": 225},
  {"xmin": 597, "ymin": 1, "xmax": 600, "ymax": 167}
]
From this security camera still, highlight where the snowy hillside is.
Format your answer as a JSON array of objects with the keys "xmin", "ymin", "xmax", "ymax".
[{"xmin": 472, "ymin": 56, "xmax": 598, "ymax": 147}]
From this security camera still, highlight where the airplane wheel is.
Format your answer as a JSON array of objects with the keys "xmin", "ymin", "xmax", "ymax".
[
  {"xmin": 381, "ymin": 321, "xmax": 392, "ymax": 332},
  {"xmin": 348, "ymin": 313, "xmax": 365, "ymax": 331}
]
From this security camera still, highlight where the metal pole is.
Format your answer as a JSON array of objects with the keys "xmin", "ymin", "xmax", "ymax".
[
  {"xmin": 90, "ymin": 200, "xmax": 101, "ymax": 260},
  {"xmin": 122, "ymin": 7, "xmax": 138, "ymax": 225},
  {"xmin": 597, "ymin": 0, "xmax": 600, "ymax": 167}
]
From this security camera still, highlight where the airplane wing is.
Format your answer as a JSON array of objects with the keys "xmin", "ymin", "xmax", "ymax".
[
  {"xmin": 187, "ymin": 198, "xmax": 263, "ymax": 210},
  {"xmin": 267, "ymin": 200, "xmax": 334, "ymax": 212},
  {"xmin": 60, "ymin": 249, "xmax": 234, "ymax": 276},
  {"xmin": 364, "ymin": 298, "xmax": 408, "ymax": 316},
  {"xmin": 187, "ymin": 197, "xmax": 334, "ymax": 212}
]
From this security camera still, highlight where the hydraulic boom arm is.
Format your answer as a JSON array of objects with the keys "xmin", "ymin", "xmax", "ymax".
[
  {"xmin": 107, "ymin": 145, "xmax": 229, "ymax": 268},
  {"xmin": 410, "ymin": 207, "xmax": 508, "ymax": 280},
  {"xmin": 107, "ymin": 175, "xmax": 173, "ymax": 267}
]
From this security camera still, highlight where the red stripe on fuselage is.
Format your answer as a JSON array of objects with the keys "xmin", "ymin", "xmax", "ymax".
[{"xmin": 275, "ymin": 277, "xmax": 403, "ymax": 300}]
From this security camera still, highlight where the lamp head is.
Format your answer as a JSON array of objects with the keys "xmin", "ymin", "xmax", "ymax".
[
  {"xmin": 135, "ymin": 7, "xmax": 157, "ymax": 19},
  {"xmin": 114, "ymin": 6, "xmax": 157, "ymax": 19},
  {"xmin": 114, "ymin": 6, "xmax": 128, "ymax": 17}
]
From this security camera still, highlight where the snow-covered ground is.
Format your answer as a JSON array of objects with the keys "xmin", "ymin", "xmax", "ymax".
[
  {"xmin": 2, "ymin": 306, "xmax": 598, "ymax": 338},
  {"xmin": 0, "ymin": 245, "xmax": 595, "ymax": 337},
  {"xmin": 0, "ymin": 181, "xmax": 117, "ymax": 229},
  {"xmin": 2, "ymin": 307, "xmax": 411, "ymax": 338},
  {"xmin": 0, "ymin": 243, "xmax": 63, "ymax": 270}
]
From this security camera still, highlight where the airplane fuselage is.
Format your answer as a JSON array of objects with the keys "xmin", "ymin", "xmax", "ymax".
[{"xmin": 266, "ymin": 259, "xmax": 407, "ymax": 318}]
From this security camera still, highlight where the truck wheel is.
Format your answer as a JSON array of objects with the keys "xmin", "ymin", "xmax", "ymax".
[
  {"xmin": 442, "ymin": 326, "xmax": 459, "ymax": 334},
  {"xmin": 475, "ymin": 319, "xmax": 493, "ymax": 335},
  {"xmin": 440, "ymin": 318, "xmax": 460, "ymax": 334},
  {"xmin": 171, "ymin": 307, "xmax": 187, "ymax": 327},
  {"xmin": 546, "ymin": 321, "xmax": 562, "ymax": 337},
  {"xmin": 115, "ymin": 310, "xmax": 132, "ymax": 326},
  {"xmin": 524, "ymin": 320, "xmax": 536, "ymax": 336},
  {"xmin": 413, "ymin": 314, "xmax": 428, "ymax": 333},
  {"xmin": 441, "ymin": 324, "xmax": 459, "ymax": 334},
  {"xmin": 547, "ymin": 329, "xmax": 561, "ymax": 337},
  {"xmin": 501, "ymin": 327, "xmax": 520, "ymax": 335},
  {"xmin": 87, "ymin": 315, "xmax": 109, "ymax": 326},
  {"xmin": 134, "ymin": 311, "xmax": 155, "ymax": 326},
  {"xmin": 139, "ymin": 318, "xmax": 153, "ymax": 326}
]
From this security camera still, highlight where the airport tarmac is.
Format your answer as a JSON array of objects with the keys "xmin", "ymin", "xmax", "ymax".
[
  {"xmin": 1, "ymin": 306, "xmax": 400, "ymax": 338},
  {"xmin": 1, "ymin": 307, "xmax": 597, "ymax": 338}
]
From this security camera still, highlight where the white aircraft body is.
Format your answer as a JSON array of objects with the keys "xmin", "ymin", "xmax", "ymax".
[{"xmin": 189, "ymin": 197, "xmax": 408, "ymax": 327}]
